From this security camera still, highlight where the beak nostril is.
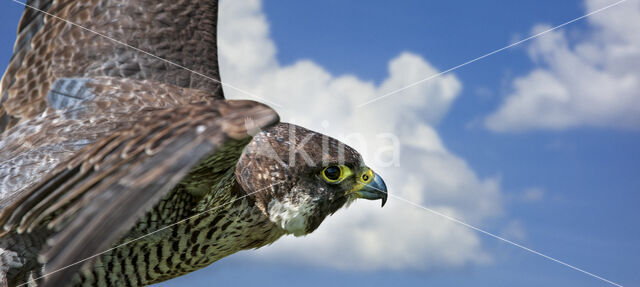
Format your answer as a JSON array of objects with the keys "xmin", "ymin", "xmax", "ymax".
[{"xmin": 353, "ymin": 171, "xmax": 388, "ymax": 207}]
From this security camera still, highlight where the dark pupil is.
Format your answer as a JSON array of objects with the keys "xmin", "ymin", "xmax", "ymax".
[
  {"xmin": 363, "ymin": 175, "xmax": 369, "ymax": 181},
  {"xmin": 324, "ymin": 166, "xmax": 341, "ymax": 180}
]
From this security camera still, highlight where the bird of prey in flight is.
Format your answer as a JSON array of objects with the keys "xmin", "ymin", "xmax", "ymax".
[{"xmin": 0, "ymin": 0, "xmax": 387, "ymax": 286}]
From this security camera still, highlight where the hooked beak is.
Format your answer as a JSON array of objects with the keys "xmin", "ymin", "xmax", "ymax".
[{"xmin": 355, "ymin": 171, "xmax": 388, "ymax": 207}]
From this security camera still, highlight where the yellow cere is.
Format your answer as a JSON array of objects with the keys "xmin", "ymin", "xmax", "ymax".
[
  {"xmin": 321, "ymin": 166, "xmax": 374, "ymax": 198},
  {"xmin": 360, "ymin": 168, "xmax": 374, "ymax": 184},
  {"xmin": 344, "ymin": 167, "xmax": 374, "ymax": 197}
]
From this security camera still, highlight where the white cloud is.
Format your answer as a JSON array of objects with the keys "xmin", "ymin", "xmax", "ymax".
[
  {"xmin": 218, "ymin": 0, "xmax": 502, "ymax": 270},
  {"xmin": 485, "ymin": 0, "xmax": 640, "ymax": 131}
]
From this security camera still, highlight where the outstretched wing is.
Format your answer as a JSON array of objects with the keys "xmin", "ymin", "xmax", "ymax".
[
  {"xmin": 0, "ymin": 77, "xmax": 223, "ymax": 197},
  {"xmin": 0, "ymin": 78, "xmax": 278, "ymax": 285},
  {"xmin": 1, "ymin": 0, "xmax": 223, "ymax": 132},
  {"xmin": 0, "ymin": 0, "xmax": 243, "ymax": 283}
]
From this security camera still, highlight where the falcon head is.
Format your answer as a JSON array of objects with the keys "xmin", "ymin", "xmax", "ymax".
[{"xmin": 236, "ymin": 123, "xmax": 387, "ymax": 236}]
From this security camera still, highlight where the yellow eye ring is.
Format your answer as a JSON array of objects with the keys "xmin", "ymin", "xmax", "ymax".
[{"xmin": 322, "ymin": 166, "xmax": 343, "ymax": 183}]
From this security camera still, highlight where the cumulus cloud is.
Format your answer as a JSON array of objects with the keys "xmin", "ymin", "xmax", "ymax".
[
  {"xmin": 218, "ymin": 0, "xmax": 502, "ymax": 270},
  {"xmin": 485, "ymin": 0, "xmax": 640, "ymax": 132}
]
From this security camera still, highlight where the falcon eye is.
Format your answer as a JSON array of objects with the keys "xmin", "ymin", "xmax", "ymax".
[{"xmin": 322, "ymin": 166, "xmax": 343, "ymax": 183}]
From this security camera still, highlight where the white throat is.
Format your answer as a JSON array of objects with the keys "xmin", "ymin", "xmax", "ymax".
[{"xmin": 267, "ymin": 195, "xmax": 315, "ymax": 237}]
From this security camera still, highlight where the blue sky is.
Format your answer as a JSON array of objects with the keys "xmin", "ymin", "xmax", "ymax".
[{"xmin": 1, "ymin": 0, "xmax": 639, "ymax": 286}]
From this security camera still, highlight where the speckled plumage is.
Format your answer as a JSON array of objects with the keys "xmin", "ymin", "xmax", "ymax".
[
  {"xmin": 1, "ymin": 0, "xmax": 224, "ymax": 132},
  {"xmin": 0, "ymin": 1, "xmax": 387, "ymax": 286}
]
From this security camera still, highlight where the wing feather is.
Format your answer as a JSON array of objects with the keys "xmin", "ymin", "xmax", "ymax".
[
  {"xmin": 0, "ymin": 99, "xmax": 277, "ymax": 286},
  {"xmin": 1, "ymin": 0, "xmax": 223, "ymax": 132}
]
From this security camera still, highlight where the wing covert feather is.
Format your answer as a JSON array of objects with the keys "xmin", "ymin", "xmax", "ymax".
[
  {"xmin": 1, "ymin": 0, "xmax": 223, "ymax": 132},
  {"xmin": 0, "ymin": 99, "xmax": 277, "ymax": 286},
  {"xmin": 0, "ymin": 75, "xmax": 278, "ymax": 286}
]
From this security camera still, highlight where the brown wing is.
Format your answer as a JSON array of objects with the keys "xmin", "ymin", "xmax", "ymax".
[
  {"xmin": 0, "ymin": 89, "xmax": 277, "ymax": 286},
  {"xmin": 1, "ymin": 0, "xmax": 223, "ymax": 133},
  {"xmin": 0, "ymin": 77, "xmax": 220, "ymax": 197}
]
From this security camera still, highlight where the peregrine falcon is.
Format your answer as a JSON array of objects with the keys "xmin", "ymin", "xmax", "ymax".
[{"xmin": 0, "ymin": 0, "xmax": 387, "ymax": 286}]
